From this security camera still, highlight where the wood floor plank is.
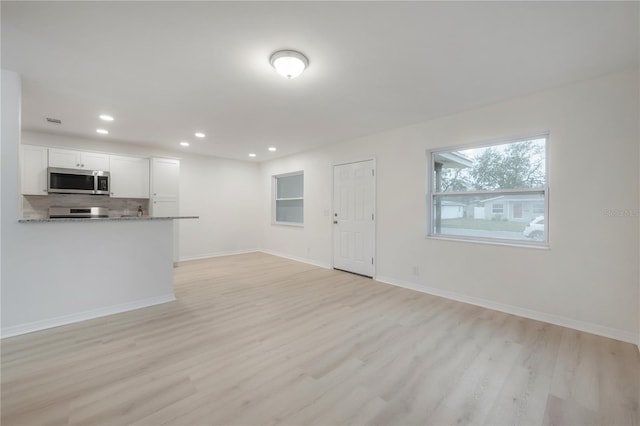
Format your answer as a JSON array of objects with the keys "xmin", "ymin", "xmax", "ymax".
[{"xmin": 2, "ymin": 252, "xmax": 639, "ymax": 426}]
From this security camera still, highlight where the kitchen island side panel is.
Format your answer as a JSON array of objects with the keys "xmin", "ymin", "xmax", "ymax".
[{"xmin": 1, "ymin": 220, "xmax": 175, "ymax": 336}]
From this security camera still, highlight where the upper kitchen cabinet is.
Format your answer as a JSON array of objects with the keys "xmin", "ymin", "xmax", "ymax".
[
  {"xmin": 109, "ymin": 155, "xmax": 150, "ymax": 199},
  {"xmin": 49, "ymin": 148, "xmax": 110, "ymax": 171},
  {"xmin": 20, "ymin": 144, "xmax": 48, "ymax": 195},
  {"xmin": 150, "ymin": 158, "xmax": 180, "ymax": 216}
]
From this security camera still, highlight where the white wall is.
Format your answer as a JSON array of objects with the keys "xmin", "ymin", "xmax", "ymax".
[
  {"xmin": 178, "ymin": 154, "xmax": 260, "ymax": 260},
  {"xmin": 21, "ymin": 131, "xmax": 261, "ymax": 260},
  {"xmin": 259, "ymin": 67, "xmax": 640, "ymax": 343}
]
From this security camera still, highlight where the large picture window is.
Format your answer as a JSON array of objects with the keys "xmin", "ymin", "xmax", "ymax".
[
  {"xmin": 427, "ymin": 135, "xmax": 548, "ymax": 245},
  {"xmin": 273, "ymin": 171, "xmax": 304, "ymax": 225}
]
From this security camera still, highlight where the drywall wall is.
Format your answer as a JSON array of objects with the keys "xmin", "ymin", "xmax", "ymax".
[
  {"xmin": 259, "ymin": 67, "xmax": 640, "ymax": 342},
  {"xmin": 1, "ymin": 70, "xmax": 175, "ymax": 336},
  {"xmin": 21, "ymin": 131, "xmax": 261, "ymax": 260},
  {"xmin": 178, "ymin": 154, "xmax": 260, "ymax": 260}
]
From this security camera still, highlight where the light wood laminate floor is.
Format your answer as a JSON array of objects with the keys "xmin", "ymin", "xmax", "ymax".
[{"xmin": 2, "ymin": 252, "xmax": 639, "ymax": 426}]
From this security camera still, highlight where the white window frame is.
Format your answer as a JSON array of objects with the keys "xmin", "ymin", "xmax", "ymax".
[
  {"xmin": 492, "ymin": 203, "xmax": 505, "ymax": 214},
  {"xmin": 426, "ymin": 133, "xmax": 549, "ymax": 247},
  {"xmin": 273, "ymin": 171, "xmax": 304, "ymax": 226}
]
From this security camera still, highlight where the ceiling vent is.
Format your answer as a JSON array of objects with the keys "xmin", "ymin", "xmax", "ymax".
[{"xmin": 46, "ymin": 117, "xmax": 62, "ymax": 124}]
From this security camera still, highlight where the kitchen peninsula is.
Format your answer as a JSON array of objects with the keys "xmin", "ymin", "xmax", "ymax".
[
  {"xmin": 3, "ymin": 215, "xmax": 197, "ymax": 338},
  {"xmin": 6, "ymin": 142, "xmax": 198, "ymax": 337},
  {"xmin": 1, "ymin": 70, "xmax": 203, "ymax": 339}
]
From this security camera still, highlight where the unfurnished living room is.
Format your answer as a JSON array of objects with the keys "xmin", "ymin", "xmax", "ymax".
[{"xmin": 1, "ymin": 1, "xmax": 639, "ymax": 425}]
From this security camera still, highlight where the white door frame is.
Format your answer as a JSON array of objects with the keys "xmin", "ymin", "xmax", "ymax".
[{"xmin": 331, "ymin": 157, "xmax": 377, "ymax": 279}]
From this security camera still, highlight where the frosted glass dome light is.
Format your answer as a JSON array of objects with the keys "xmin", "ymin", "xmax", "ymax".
[{"xmin": 270, "ymin": 50, "xmax": 309, "ymax": 79}]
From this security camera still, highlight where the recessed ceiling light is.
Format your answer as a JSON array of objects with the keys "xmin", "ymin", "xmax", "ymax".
[
  {"xmin": 270, "ymin": 50, "xmax": 309, "ymax": 79},
  {"xmin": 194, "ymin": 132, "xmax": 205, "ymax": 138},
  {"xmin": 180, "ymin": 141, "xmax": 190, "ymax": 147},
  {"xmin": 96, "ymin": 129, "xmax": 109, "ymax": 134},
  {"xmin": 99, "ymin": 114, "xmax": 114, "ymax": 121},
  {"xmin": 268, "ymin": 147, "xmax": 277, "ymax": 152},
  {"xmin": 249, "ymin": 153, "xmax": 256, "ymax": 158}
]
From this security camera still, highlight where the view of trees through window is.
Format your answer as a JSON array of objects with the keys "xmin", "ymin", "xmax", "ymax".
[{"xmin": 429, "ymin": 136, "xmax": 547, "ymax": 243}]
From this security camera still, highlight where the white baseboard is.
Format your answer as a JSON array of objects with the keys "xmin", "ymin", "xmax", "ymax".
[
  {"xmin": 1, "ymin": 294, "xmax": 176, "ymax": 339},
  {"xmin": 376, "ymin": 275, "xmax": 639, "ymax": 346},
  {"xmin": 178, "ymin": 248, "xmax": 260, "ymax": 263},
  {"xmin": 259, "ymin": 249, "xmax": 332, "ymax": 270}
]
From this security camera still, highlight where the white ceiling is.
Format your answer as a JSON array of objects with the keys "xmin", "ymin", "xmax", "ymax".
[{"xmin": 2, "ymin": 1, "xmax": 638, "ymax": 161}]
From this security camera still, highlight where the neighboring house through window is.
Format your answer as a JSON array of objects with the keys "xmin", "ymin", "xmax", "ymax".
[{"xmin": 427, "ymin": 135, "xmax": 548, "ymax": 245}]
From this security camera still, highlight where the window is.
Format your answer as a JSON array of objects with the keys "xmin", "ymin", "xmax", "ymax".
[
  {"xmin": 273, "ymin": 171, "xmax": 304, "ymax": 225},
  {"xmin": 533, "ymin": 203, "xmax": 545, "ymax": 215},
  {"xmin": 427, "ymin": 135, "xmax": 548, "ymax": 245}
]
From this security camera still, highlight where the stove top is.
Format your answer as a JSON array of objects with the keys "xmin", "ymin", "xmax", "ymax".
[{"xmin": 48, "ymin": 206, "xmax": 109, "ymax": 219}]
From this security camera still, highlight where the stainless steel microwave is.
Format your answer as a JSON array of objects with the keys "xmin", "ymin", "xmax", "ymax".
[{"xmin": 47, "ymin": 167, "xmax": 110, "ymax": 195}]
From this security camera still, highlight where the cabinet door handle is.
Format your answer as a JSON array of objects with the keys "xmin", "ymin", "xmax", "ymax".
[
  {"xmin": 81, "ymin": 164, "xmax": 84, "ymax": 167},
  {"xmin": 76, "ymin": 163, "xmax": 80, "ymax": 167},
  {"xmin": 42, "ymin": 189, "xmax": 47, "ymax": 192}
]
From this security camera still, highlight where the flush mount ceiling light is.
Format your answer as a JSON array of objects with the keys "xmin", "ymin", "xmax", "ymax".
[
  {"xmin": 180, "ymin": 141, "xmax": 190, "ymax": 147},
  {"xmin": 268, "ymin": 147, "xmax": 277, "ymax": 152},
  {"xmin": 194, "ymin": 132, "xmax": 205, "ymax": 138},
  {"xmin": 269, "ymin": 50, "xmax": 309, "ymax": 79},
  {"xmin": 96, "ymin": 129, "xmax": 109, "ymax": 135},
  {"xmin": 248, "ymin": 153, "xmax": 256, "ymax": 158},
  {"xmin": 99, "ymin": 114, "xmax": 114, "ymax": 121}
]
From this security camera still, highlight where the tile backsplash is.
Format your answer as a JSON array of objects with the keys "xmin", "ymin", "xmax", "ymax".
[{"xmin": 22, "ymin": 194, "xmax": 150, "ymax": 219}]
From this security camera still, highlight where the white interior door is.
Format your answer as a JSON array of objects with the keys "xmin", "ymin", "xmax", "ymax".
[{"xmin": 333, "ymin": 160, "xmax": 375, "ymax": 277}]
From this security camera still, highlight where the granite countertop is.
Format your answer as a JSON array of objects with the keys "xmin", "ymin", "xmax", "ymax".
[{"xmin": 18, "ymin": 216, "xmax": 199, "ymax": 223}]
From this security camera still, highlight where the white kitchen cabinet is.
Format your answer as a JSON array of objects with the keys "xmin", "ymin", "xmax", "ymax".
[
  {"xmin": 150, "ymin": 157, "xmax": 180, "ymax": 216},
  {"xmin": 82, "ymin": 151, "xmax": 110, "ymax": 170},
  {"xmin": 150, "ymin": 157, "xmax": 180, "ymax": 263},
  {"xmin": 48, "ymin": 148, "xmax": 78, "ymax": 169},
  {"xmin": 20, "ymin": 144, "xmax": 48, "ymax": 195},
  {"xmin": 109, "ymin": 155, "xmax": 150, "ymax": 198},
  {"xmin": 49, "ymin": 148, "xmax": 109, "ymax": 171},
  {"xmin": 151, "ymin": 199, "xmax": 179, "ymax": 216}
]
